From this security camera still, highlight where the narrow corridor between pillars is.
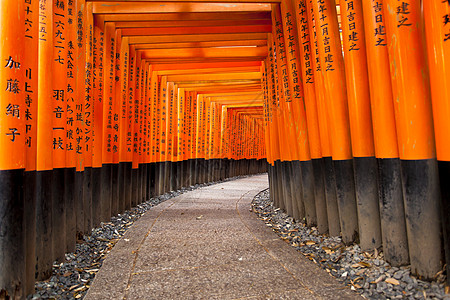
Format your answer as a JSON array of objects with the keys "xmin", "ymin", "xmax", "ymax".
[
  {"xmin": 1, "ymin": 0, "xmax": 450, "ymax": 298},
  {"xmin": 85, "ymin": 175, "xmax": 361, "ymax": 300}
]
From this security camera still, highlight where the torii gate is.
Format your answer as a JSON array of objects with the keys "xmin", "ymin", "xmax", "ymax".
[{"xmin": 0, "ymin": 0, "xmax": 450, "ymax": 298}]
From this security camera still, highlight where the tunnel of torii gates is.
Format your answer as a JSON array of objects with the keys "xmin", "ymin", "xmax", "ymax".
[{"xmin": 1, "ymin": 0, "xmax": 450, "ymax": 297}]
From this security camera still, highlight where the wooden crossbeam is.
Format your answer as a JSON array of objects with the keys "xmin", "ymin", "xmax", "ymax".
[
  {"xmin": 155, "ymin": 66, "xmax": 260, "ymax": 75},
  {"xmin": 134, "ymin": 40, "xmax": 267, "ymax": 49},
  {"xmin": 190, "ymin": 86, "xmax": 261, "ymax": 92},
  {"xmin": 208, "ymin": 94, "xmax": 263, "ymax": 101},
  {"xmin": 127, "ymin": 33, "xmax": 268, "ymax": 44},
  {"xmin": 167, "ymin": 72, "xmax": 261, "ymax": 82},
  {"xmin": 120, "ymin": 25, "xmax": 271, "ymax": 36},
  {"xmin": 96, "ymin": 11, "xmax": 271, "ymax": 23},
  {"xmin": 151, "ymin": 61, "xmax": 261, "ymax": 71},
  {"xmin": 143, "ymin": 57, "xmax": 265, "ymax": 63},
  {"xmin": 113, "ymin": 19, "xmax": 271, "ymax": 28},
  {"xmin": 139, "ymin": 47, "xmax": 267, "ymax": 59},
  {"xmin": 92, "ymin": 2, "xmax": 272, "ymax": 14},
  {"xmin": 175, "ymin": 81, "xmax": 259, "ymax": 87},
  {"xmin": 202, "ymin": 91, "xmax": 263, "ymax": 97},
  {"xmin": 212, "ymin": 100, "xmax": 263, "ymax": 105}
]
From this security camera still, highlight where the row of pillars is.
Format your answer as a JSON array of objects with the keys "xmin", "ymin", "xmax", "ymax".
[
  {"xmin": 262, "ymin": 0, "xmax": 450, "ymax": 286},
  {"xmin": 0, "ymin": 0, "xmax": 267, "ymax": 298}
]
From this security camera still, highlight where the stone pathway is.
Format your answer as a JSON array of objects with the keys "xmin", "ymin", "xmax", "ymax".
[{"xmin": 85, "ymin": 175, "xmax": 361, "ymax": 299}]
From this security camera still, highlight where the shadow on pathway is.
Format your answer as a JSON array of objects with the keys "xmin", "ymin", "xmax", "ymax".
[{"xmin": 85, "ymin": 175, "xmax": 361, "ymax": 299}]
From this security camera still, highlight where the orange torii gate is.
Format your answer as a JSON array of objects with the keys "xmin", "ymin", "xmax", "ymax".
[{"xmin": 1, "ymin": 0, "xmax": 450, "ymax": 298}]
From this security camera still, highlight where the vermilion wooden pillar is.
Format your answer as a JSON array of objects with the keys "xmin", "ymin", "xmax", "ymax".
[
  {"xmin": 0, "ymin": 1, "xmax": 26, "ymax": 297},
  {"xmin": 384, "ymin": 0, "xmax": 442, "ymax": 279}
]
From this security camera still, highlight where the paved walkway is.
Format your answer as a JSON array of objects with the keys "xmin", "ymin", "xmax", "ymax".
[{"xmin": 85, "ymin": 175, "xmax": 361, "ymax": 299}]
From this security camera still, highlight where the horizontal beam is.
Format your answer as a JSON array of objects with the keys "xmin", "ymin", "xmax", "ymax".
[
  {"xmin": 120, "ymin": 25, "xmax": 271, "ymax": 36},
  {"xmin": 151, "ymin": 61, "xmax": 261, "ymax": 71},
  {"xmin": 141, "ymin": 57, "xmax": 265, "ymax": 64},
  {"xmin": 208, "ymin": 94, "xmax": 263, "ymax": 101},
  {"xmin": 139, "ymin": 47, "xmax": 267, "ymax": 59},
  {"xmin": 202, "ymin": 91, "xmax": 263, "ymax": 97},
  {"xmin": 97, "ymin": 11, "xmax": 271, "ymax": 23},
  {"xmin": 174, "ymin": 79, "xmax": 261, "ymax": 89},
  {"xmin": 167, "ymin": 72, "xmax": 261, "ymax": 82},
  {"xmin": 113, "ymin": 19, "xmax": 271, "ymax": 28},
  {"xmin": 92, "ymin": 2, "xmax": 272, "ymax": 14},
  {"xmin": 155, "ymin": 66, "xmax": 260, "ymax": 75},
  {"xmin": 134, "ymin": 40, "xmax": 267, "ymax": 49},
  {"xmin": 189, "ymin": 85, "xmax": 261, "ymax": 92},
  {"xmin": 128, "ymin": 33, "xmax": 268, "ymax": 44}
]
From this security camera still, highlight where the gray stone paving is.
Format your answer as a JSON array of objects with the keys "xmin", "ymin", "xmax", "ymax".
[{"xmin": 85, "ymin": 175, "xmax": 361, "ymax": 299}]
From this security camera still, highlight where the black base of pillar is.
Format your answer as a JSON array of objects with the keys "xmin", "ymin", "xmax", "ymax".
[
  {"xmin": 333, "ymin": 159, "xmax": 358, "ymax": 244},
  {"xmin": 131, "ymin": 167, "xmax": 139, "ymax": 207},
  {"xmin": 438, "ymin": 160, "xmax": 450, "ymax": 287},
  {"xmin": 75, "ymin": 170, "xmax": 84, "ymax": 238},
  {"xmin": 35, "ymin": 170, "xmax": 53, "ymax": 281},
  {"xmin": 118, "ymin": 163, "xmax": 126, "ymax": 213},
  {"xmin": 377, "ymin": 158, "xmax": 409, "ymax": 266},
  {"xmin": 401, "ymin": 159, "xmax": 442, "ymax": 279},
  {"xmin": 65, "ymin": 167, "xmax": 76, "ymax": 253},
  {"xmin": 312, "ymin": 159, "xmax": 328, "ymax": 234},
  {"xmin": 301, "ymin": 160, "xmax": 317, "ymax": 227},
  {"xmin": 124, "ymin": 163, "xmax": 132, "ymax": 211},
  {"xmin": 92, "ymin": 167, "xmax": 102, "ymax": 228},
  {"xmin": 0, "ymin": 169, "xmax": 25, "ymax": 298},
  {"xmin": 323, "ymin": 157, "xmax": 340, "ymax": 237},
  {"xmin": 24, "ymin": 170, "xmax": 36, "ymax": 295},
  {"xmin": 52, "ymin": 168, "xmax": 66, "ymax": 263},
  {"xmin": 111, "ymin": 163, "xmax": 120, "ymax": 216},
  {"xmin": 100, "ymin": 164, "xmax": 112, "ymax": 223},
  {"xmin": 354, "ymin": 157, "xmax": 382, "ymax": 250}
]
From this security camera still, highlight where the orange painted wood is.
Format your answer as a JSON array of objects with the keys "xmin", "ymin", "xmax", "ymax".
[
  {"xmin": 166, "ymin": 72, "xmax": 261, "ymax": 82},
  {"xmin": 384, "ymin": 0, "xmax": 435, "ymax": 160},
  {"xmin": 131, "ymin": 52, "xmax": 142, "ymax": 168},
  {"xmin": 84, "ymin": 3, "xmax": 94, "ymax": 168},
  {"xmin": 52, "ymin": 0, "xmax": 68, "ymax": 169},
  {"xmin": 102, "ymin": 22, "xmax": 116, "ymax": 164},
  {"xmin": 165, "ymin": 81, "xmax": 174, "ymax": 160},
  {"xmin": 126, "ymin": 45, "xmax": 136, "ymax": 163},
  {"xmin": 171, "ymin": 84, "xmax": 179, "ymax": 162},
  {"xmin": 113, "ymin": 29, "xmax": 122, "ymax": 164},
  {"xmin": 159, "ymin": 76, "xmax": 168, "ymax": 162},
  {"xmin": 136, "ymin": 41, "xmax": 267, "ymax": 50},
  {"xmin": 306, "ymin": 0, "xmax": 332, "ymax": 158},
  {"xmin": 361, "ymin": 0, "xmax": 398, "ymax": 159},
  {"xmin": 279, "ymin": 0, "xmax": 312, "ymax": 161},
  {"xmin": 65, "ymin": 0, "xmax": 78, "ymax": 169},
  {"xmin": 127, "ymin": 33, "xmax": 268, "ymax": 44},
  {"xmin": 311, "ymin": 0, "xmax": 352, "ymax": 160},
  {"xmin": 118, "ymin": 35, "xmax": 130, "ymax": 162},
  {"xmin": 114, "ymin": 19, "xmax": 271, "ymax": 28},
  {"xmin": 271, "ymin": 10, "xmax": 296, "ymax": 162},
  {"xmin": 338, "ymin": 0, "xmax": 375, "ymax": 158},
  {"xmin": 424, "ymin": 1, "xmax": 450, "ymax": 161},
  {"xmin": 121, "ymin": 25, "xmax": 271, "ymax": 36},
  {"xmin": 76, "ymin": 0, "xmax": 87, "ymax": 171},
  {"xmin": 155, "ymin": 66, "xmax": 261, "ymax": 76},
  {"xmin": 92, "ymin": 23, "xmax": 104, "ymax": 168},
  {"xmin": 92, "ymin": 2, "xmax": 272, "ymax": 14},
  {"xmin": 140, "ymin": 47, "xmax": 268, "ymax": 59},
  {"xmin": 294, "ymin": 0, "xmax": 323, "ymax": 160},
  {"xmin": 24, "ymin": 0, "xmax": 38, "ymax": 171},
  {"xmin": 0, "ymin": 0, "xmax": 26, "ymax": 170},
  {"xmin": 98, "ymin": 12, "xmax": 271, "ymax": 23}
]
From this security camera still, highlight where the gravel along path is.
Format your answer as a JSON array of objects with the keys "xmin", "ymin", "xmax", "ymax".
[
  {"xmin": 28, "ymin": 176, "xmax": 251, "ymax": 300},
  {"xmin": 252, "ymin": 189, "xmax": 449, "ymax": 300}
]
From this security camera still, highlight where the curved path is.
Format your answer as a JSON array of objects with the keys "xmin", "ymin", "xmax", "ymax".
[{"xmin": 85, "ymin": 175, "xmax": 361, "ymax": 299}]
